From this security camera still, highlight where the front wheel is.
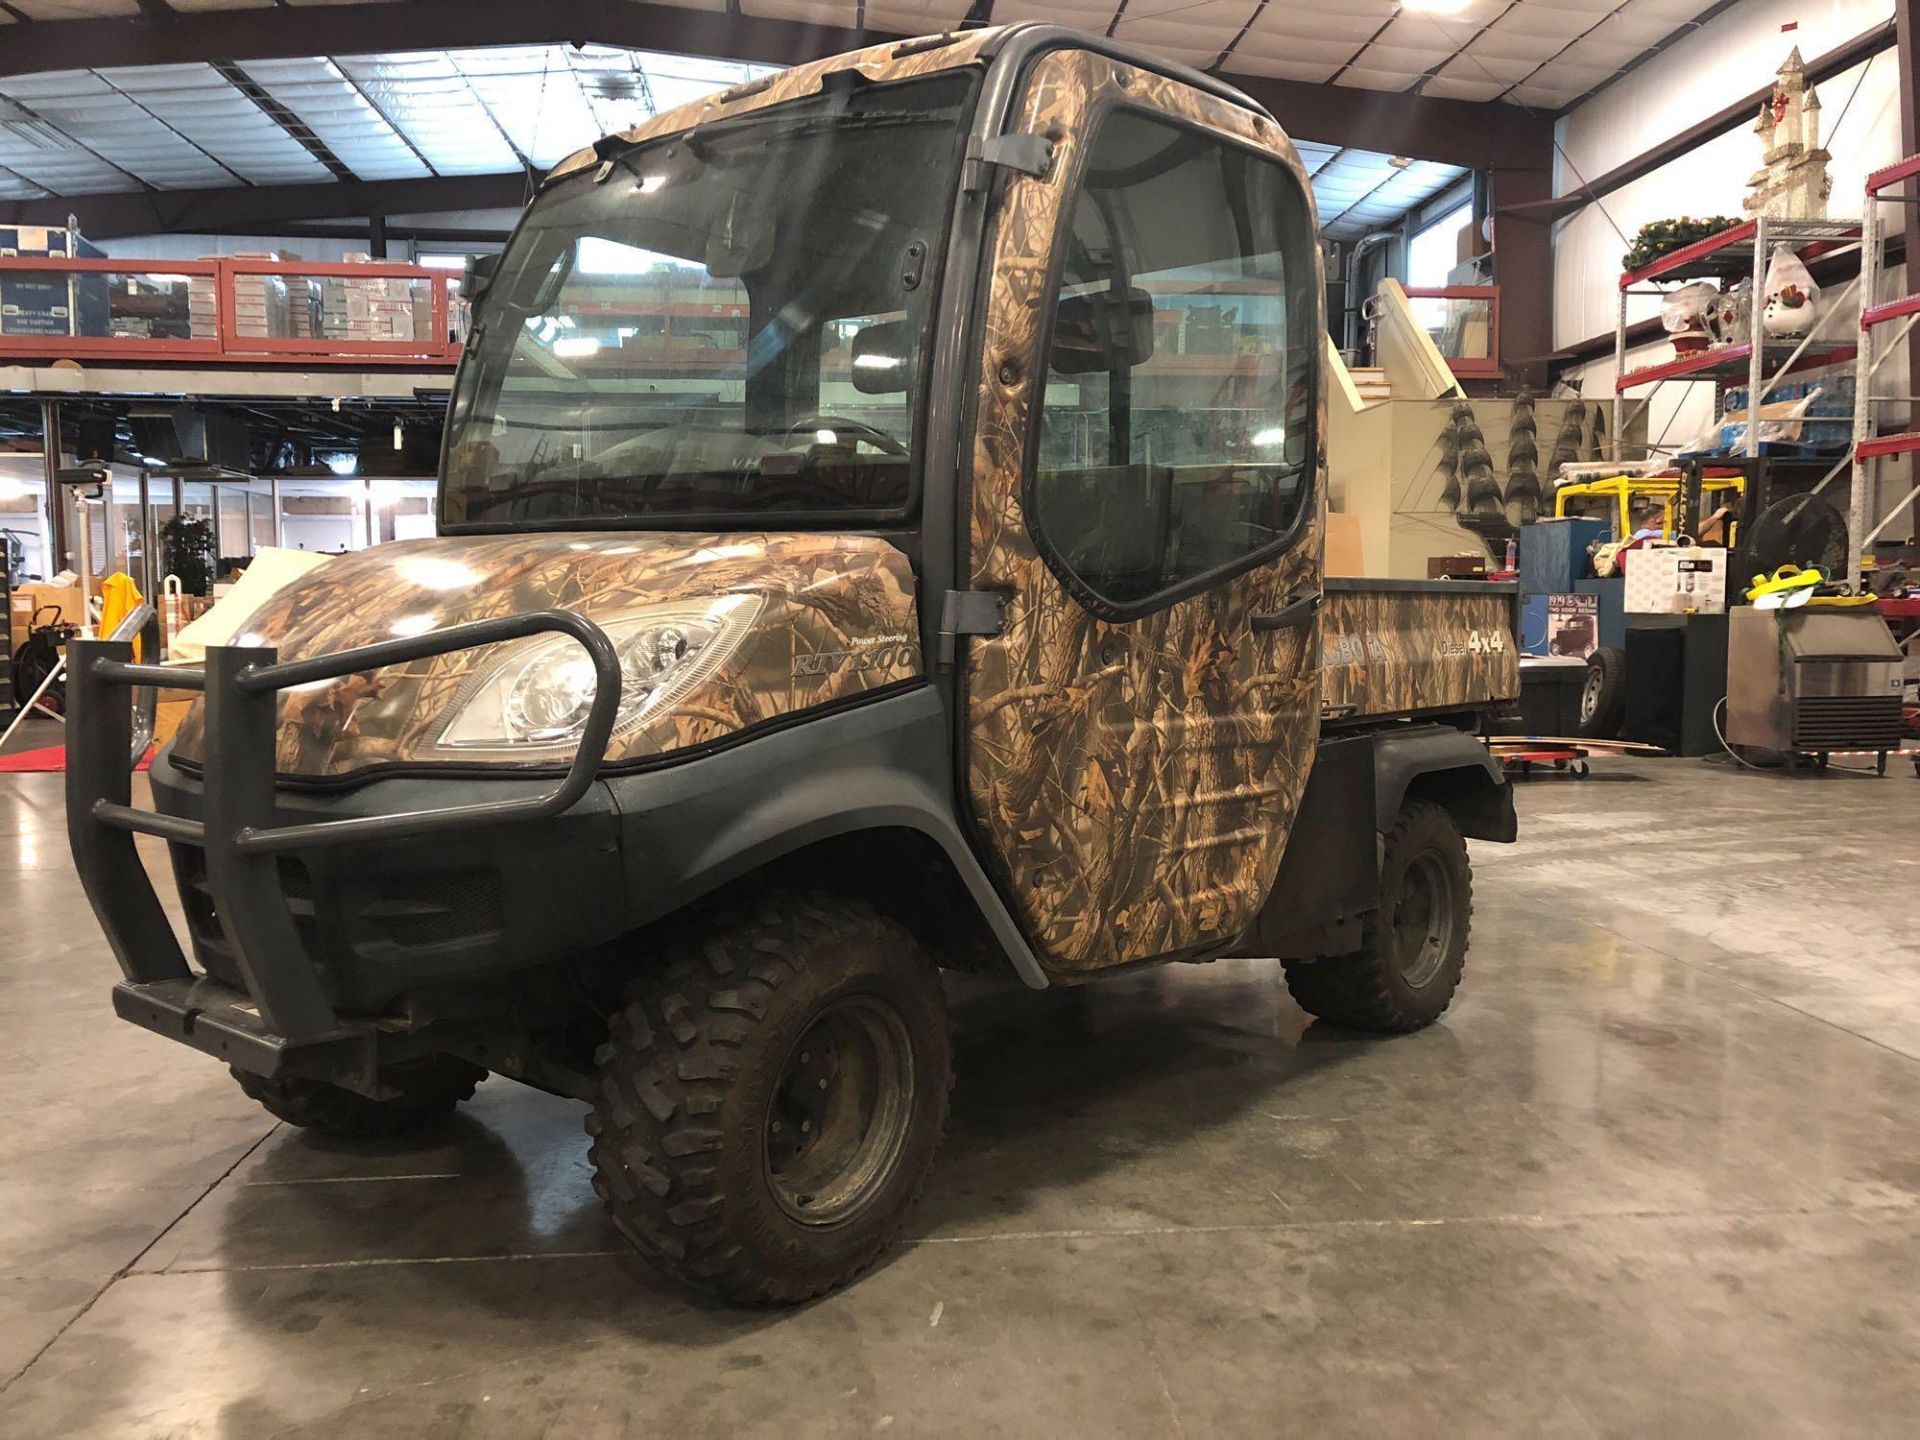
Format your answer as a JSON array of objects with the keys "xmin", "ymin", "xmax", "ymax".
[
  {"xmin": 588, "ymin": 891, "xmax": 951, "ymax": 1305},
  {"xmin": 1283, "ymin": 800, "xmax": 1472, "ymax": 1034}
]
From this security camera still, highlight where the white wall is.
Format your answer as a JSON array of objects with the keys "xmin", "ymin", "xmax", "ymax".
[
  {"xmin": 1552, "ymin": 0, "xmax": 1904, "ymax": 470},
  {"xmin": 280, "ymin": 514, "xmax": 358, "ymax": 554}
]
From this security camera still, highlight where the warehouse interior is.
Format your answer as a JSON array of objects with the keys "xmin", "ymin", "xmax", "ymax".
[{"xmin": 1, "ymin": 1, "xmax": 1917, "ymax": 1434}]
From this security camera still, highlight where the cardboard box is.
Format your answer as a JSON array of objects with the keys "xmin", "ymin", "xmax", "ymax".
[
  {"xmin": 10, "ymin": 583, "xmax": 84, "ymax": 652},
  {"xmin": 153, "ymin": 693, "xmax": 197, "ymax": 748},
  {"xmin": 1624, "ymin": 546, "xmax": 1728, "ymax": 614},
  {"xmin": 1325, "ymin": 511, "xmax": 1367, "ymax": 576}
]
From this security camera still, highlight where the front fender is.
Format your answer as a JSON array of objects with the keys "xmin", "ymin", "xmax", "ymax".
[{"xmin": 605, "ymin": 686, "xmax": 1050, "ymax": 987}]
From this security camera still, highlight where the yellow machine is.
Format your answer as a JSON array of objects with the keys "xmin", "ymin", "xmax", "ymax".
[{"xmin": 1555, "ymin": 472, "xmax": 1745, "ymax": 543}]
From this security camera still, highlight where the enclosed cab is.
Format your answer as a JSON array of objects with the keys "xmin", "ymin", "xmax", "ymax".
[{"xmin": 67, "ymin": 24, "xmax": 1517, "ymax": 1305}]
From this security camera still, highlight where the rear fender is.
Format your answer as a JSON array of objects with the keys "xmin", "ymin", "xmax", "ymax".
[
  {"xmin": 1231, "ymin": 723, "xmax": 1514, "ymax": 959},
  {"xmin": 1377, "ymin": 725, "xmax": 1517, "ymax": 842}
]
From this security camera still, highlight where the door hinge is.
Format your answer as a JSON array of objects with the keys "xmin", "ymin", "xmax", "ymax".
[
  {"xmin": 937, "ymin": 589, "xmax": 1006, "ymax": 666},
  {"xmin": 963, "ymin": 132, "xmax": 1055, "ymax": 193}
]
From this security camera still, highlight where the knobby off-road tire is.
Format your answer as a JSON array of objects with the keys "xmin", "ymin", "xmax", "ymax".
[
  {"xmin": 588, "ymin": 890, "xmax": 951, "ymax": 1305},
  {"xmin": 231, "ymin": 1056, "xmax": 484, "ymax": 1139},
  {"xmin": 1283, "ymin": 800, "xmax": 1472, "ymax": 1034}
]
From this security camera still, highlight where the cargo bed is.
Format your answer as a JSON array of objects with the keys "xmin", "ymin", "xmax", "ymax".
[{"xmin": 1318, "ymin": 577, "xmax": 1519, "ymax": 726}]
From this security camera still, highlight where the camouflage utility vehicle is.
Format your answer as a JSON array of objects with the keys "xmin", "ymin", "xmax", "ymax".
[{"xmin": 68, "ymin": 24, "xmax": 1518, "ymax": 1304}]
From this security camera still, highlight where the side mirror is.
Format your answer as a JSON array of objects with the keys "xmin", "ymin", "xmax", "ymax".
[
  {"xmin": 851, "ymin": 319, "xmax": 914, "ymax": 395},
  {"xmin": 465, "ymin": 252, "xmax": 500, "ymax": 309},
  {"xmin": 1051, "ymin": 286, "xmax": 1156, "ymax": 375}
]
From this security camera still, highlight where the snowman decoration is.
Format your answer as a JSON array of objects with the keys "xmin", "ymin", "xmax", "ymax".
[{"xmin": 1760, "ymin": 244, "xmax": 1820, "ymax": 339}]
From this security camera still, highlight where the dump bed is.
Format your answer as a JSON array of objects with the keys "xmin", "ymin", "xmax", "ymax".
[{"xmin": 1318, "ymin": 578, "xmax": 1519, "ymax": 725}]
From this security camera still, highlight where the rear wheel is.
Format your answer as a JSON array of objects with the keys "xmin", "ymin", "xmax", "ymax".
[
  {"xmin": 588, "ymin": 890, "xmax": 951, "ymax": 1305},
  {"xmin": 232, "ymin": 1055, "xmax": 484, "ymax": 1139},
  {"xmin": 1283, "ymin": 800, "xmax": 1471, "ymax": 1034},
  {"xmin": 1577, "ymin": 646, "xmax": 1627, "ymax": 738}
]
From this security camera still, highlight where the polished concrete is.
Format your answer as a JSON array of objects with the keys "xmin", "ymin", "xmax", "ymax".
[{"xmin": 2, "ymin": 755, "xmax": 1918, "ymax": 1437}]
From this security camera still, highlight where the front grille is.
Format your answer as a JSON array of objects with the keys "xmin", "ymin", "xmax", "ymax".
[
  {"xmin": 169, "ymin": 841, "xmax": 501, "ymax": 981},
  {"xmin": 365, "ymin": 869, "xmax": 503, "ymax": 947},
  {"xmin": 1790, "ymin": 694, "xmax": 1904, "ymax": 749},
  {"xmin": 169, "ymin": 843, "xmax": 246, "ymax": 989}
]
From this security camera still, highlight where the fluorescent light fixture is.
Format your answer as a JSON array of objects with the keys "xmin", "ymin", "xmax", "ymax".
[
  {"xmin": 553, "ymin": 336, "xmax": 602, "ymax": 359},
  {"xmin": 416, "ymin": 254, "xmax": 467, "ymax": 270},
  {"xmin": 393, "ymin": 421, "xmax": 405, "ymax": 451},
  {"xmin": 1252, "ymin": 427, "xmax": 1287, "ymax": 446},
  {"xmin": 852, "ymin": 353, "xmax": 901, "ymax": 370}
]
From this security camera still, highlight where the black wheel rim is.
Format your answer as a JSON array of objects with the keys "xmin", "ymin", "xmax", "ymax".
[
  {"xmin": 764, "ymin": 996, "xmax": 915, "ymax": 1227},
  {"xmin": 1391, "ymin": 852, "xmax": 1455, "ymax": 990},
  {"xmin": 1580, "ymin": 665, "xmax": 1603, "ymax": 723}
]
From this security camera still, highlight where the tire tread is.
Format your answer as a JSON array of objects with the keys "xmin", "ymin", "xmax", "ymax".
[
  {"xmin": 588, "ymin": 890, "xmax": 949, "ymax": 1305},
  {"xmin": 1282, "ymin": 800, "xmax": 1472, "ymax": 1034}
]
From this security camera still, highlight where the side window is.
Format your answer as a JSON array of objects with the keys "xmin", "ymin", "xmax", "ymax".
[{"xmin": 1030, "ymin": 110, "xmax": 1317, "ymax": 611}]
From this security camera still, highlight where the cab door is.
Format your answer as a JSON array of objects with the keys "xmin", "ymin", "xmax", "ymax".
[{"xmin": 961, "ymin": 52, "xmax": 1325, "ymax": 976}]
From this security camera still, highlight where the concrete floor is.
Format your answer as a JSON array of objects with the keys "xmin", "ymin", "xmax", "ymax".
[{"xmin": 2, "ymin": 752, "xmax": 1919, "ymax": 1437}]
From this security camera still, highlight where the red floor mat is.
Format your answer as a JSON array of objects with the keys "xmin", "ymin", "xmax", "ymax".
[{"xmin": 0, "ymin": 744, "xmax": 153, "ymax": 774}]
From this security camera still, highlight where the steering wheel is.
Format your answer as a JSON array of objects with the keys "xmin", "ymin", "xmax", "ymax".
[{"xmin": 785, "ymin": 415, "xmax": 909, "ymax": 457}]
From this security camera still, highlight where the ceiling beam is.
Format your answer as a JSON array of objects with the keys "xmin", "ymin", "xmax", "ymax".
[
  {"xmin": 0, "ymin": 172, "xmax": 531, "ymax": 239},
  {"xmin": 213, "ymin": 59, "xmax": 359, "ymax": 183},
  {"xmin": 1230, "ymin": 74, "xmax": 1546, "ymax": 172},
  {"xmin": 0, "ymin": 90, "xmax": 1538, "ymax": 242},
  {"xmin": 0, "ymin": 0, "xmax": 881, "ymax": 79},
  {"xmin": 1510, "ymin": 19, "xmax": 1897, "ymax": 224},
  {"xmin": 0, "ymin": 0, "xmax": 1547, "ymax": 171}
]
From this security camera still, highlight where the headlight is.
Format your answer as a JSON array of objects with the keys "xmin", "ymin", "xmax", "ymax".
[{"xmin": 435, "ymin": 594, "xmax": 763, "ymax": 755}]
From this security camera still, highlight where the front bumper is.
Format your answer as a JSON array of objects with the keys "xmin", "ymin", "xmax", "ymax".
[
  {"xmin": 64, "ymin": 613, "xmax": 625, "ymax": 1085},
  {"xmin": 149, "ymin": 753, "xmax": 625, "ymax": 1013}
]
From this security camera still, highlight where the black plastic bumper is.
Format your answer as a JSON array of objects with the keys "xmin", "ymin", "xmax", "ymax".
[
  {"xmin": 65, "ymin": 614, "xmax": 623, "ymax": 1075},
  {"xmin": 148, "ymin": 753, "xmax": 627, "ymax": 1013}
]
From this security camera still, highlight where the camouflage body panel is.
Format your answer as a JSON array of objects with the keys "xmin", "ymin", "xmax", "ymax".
[
  {"xmin": 168, "ymin": 533, "xmax": 920, "ymax": 781},
  {"xmin": 963, "ymin": 49, "xmax": 1328, "ymax": 977},
  {"xmin": 1318, "ymin": 583, "xmax": 1519, "ymax": 722},
  {"xmin": 546, "ymin": 28, "xmax": 999, "ymax": 184}
]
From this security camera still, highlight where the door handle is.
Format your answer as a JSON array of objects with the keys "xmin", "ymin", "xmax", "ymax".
[{"xmin": 1250, "ymin": 591, "xmax": 1322, "ymax": 633}]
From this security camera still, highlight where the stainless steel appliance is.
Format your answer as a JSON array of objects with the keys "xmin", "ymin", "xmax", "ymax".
[{"xmin": 1726, "ymin": 606, "xmax": 1906, "ymax": 768}]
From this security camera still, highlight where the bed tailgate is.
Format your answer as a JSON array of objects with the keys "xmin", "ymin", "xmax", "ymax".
[{"xmin": 1318, "ymin": 578, "xmax": 1520, "ymax": 723}]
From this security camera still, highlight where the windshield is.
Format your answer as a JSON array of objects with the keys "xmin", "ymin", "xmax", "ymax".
[{"xmin": 440, "ymin": 72, "xmax": 974, "ymax": 530}]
